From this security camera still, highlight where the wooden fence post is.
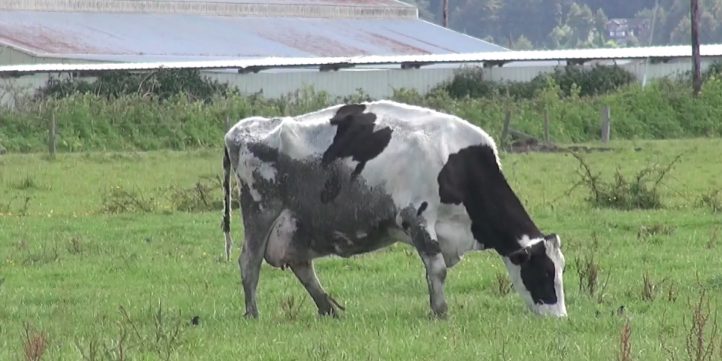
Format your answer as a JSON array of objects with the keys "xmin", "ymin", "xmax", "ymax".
[
  {"xmin": 48, "ymin": 113, "xmax": 57, "ymax": 159},
  {"xmin": 543, "ymin": 109, "xmax": 550, "ymax": 144},
  {"xmin": 600, "ymin": 106, "xmax": 611, "ymax": 144},
  {"xmin": 501, "ymin": 110, "xmax": 512, "ymax": 150}
]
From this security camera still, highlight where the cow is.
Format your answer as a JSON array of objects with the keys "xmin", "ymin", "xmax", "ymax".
[{"xmin": 222, "ymin": 100, "xmax": 567, "ymax": 318}]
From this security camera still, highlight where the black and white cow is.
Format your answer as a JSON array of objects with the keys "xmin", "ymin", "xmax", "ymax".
[{"xmin": 222, "ymin": 100, "xmax": 567, "ymax": 318}]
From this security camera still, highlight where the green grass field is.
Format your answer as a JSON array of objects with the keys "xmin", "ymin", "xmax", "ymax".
[{"xmin": 1, "ymin": 139, "xmax": 721, "ymax": 361}]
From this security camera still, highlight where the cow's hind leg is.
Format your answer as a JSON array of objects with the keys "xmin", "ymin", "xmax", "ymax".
[
  {"xmin": 238, "ymin": 184, "xmax": 278, "ymax": 319},
  {"xmin": 400, "ymin": 205, "xmax": 448, "ymax": 317},
  {"xmin": 290, "ymin": 261, "xmax": 344, "ymax": 317}
]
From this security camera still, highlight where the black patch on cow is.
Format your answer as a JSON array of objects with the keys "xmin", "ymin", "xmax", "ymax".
[
  {"xmin": 400, "ymin": 205, "xmax": 441, "ymax": 256},
  {"xmin": 248, "ymin": 143, "xmax": 279, "ymax": 163},
  {"xmin": 322, "ymin": 104, "xmax": 393, "ymax": 181},
  {"xmin": 519, "ymin": 242, "xmax": 558, "ymax": 305},
  {"xmin": 245, "ymin": 142, "xmax": 398, "ymax": 259},
  {"xmin": 320, "ymin": 168, "xmax": 342, "ymax": 203},
  {"xmin": 437, "ymin": 145, "xmax": 542, "ymax": 256}
]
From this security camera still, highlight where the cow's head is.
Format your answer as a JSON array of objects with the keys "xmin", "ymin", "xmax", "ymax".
[{"xmin": 503, "ymin": 234, "xmax": 567, "ymax": 317}]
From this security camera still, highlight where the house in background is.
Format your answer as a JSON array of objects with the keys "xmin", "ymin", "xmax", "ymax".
[{"xmin": 605, "ymin": 18, "xmax": 651, "ymax": 46}]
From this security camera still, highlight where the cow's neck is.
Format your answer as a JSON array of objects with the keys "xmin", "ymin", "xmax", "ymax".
[{"xmin": 464, "ymin": 174, "xmax": 542, "ymax": 256}]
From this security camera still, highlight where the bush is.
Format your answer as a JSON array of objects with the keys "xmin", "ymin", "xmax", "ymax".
[
  {"xmin": 572, "ymin": 153, "xmax": 682, "ymax": 210},
  {"xmin": 441, "ymin": 64, "xmax": 635, "ymax": 100},
  {"xmin": 1, "ymin": 70, "xmax": 722, "ymax": 154},
  {"xmin": 37, "ymin": 69, "xmax": 233, "ymax": 102}
]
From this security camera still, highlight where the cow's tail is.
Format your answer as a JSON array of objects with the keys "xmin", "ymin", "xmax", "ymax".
[{"xmin": 222, "ymin": 145, "xmax": 233, "ymax": 261}]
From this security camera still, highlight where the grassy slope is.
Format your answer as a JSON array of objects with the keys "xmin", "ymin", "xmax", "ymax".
[{"xmin": 0, "ymin": 139, "xmax": 720, "ymax": 360}]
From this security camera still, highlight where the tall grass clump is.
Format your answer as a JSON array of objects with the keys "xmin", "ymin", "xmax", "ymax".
[{"xmin": 572, "ymin": 153, "xmax": 682, "ymax": 210}]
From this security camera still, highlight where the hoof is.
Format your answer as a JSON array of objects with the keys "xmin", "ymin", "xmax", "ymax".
[{"xmin": 318, "ymin": 295, "xmax": 345, "ymax": 318}]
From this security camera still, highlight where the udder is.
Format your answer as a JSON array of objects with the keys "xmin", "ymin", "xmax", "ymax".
[{"xmin": 264, "ymin": 209, "xmax": 310, "ymax": 268}]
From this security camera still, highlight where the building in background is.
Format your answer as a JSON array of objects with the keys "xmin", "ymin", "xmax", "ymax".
[
  {"xmin": 0, "ymin": 0, "xmax": 718, "ymax": 100},
  {"xmin": 0, "ymin": 0, "xmax": 509, "ymax": 98}
]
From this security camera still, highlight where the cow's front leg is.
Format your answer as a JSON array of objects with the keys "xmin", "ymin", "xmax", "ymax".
[
  {"xmin": 400, "ymin": 206, "xmax": 448, "ymax": 317},
  {"xmin": 290, "ymin": 261, "xmax": 344, "ymax": 317}
]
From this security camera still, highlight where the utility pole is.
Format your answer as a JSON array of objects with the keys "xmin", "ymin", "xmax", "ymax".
[
  {"xmin": 691, "ymin": 0, "xmax": 702, "ymax": 96},
  {"xmin": 442, "ymin": 0, "xmax": 449, "ymax": 27}
]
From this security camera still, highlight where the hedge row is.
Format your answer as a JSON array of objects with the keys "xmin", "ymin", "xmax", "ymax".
[{"xmin": 1, "ymin": 73, "xmax": 721, "ymax": 153}]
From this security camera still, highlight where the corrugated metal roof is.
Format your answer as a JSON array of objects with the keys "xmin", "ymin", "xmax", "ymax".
[
  {"xmin": 2, "ymin": 44, "xmax": 722, "ymax": 75},
  {"xmin": 1, "ymin": 0, "xmax": 417, "ymax": 19},
  {"xmin": 0, "ymin": 10, "xmax": 505, "ymax": 62},
  {"xmin": 148, "ymin": 0, "xmax": 410, "ymax": 5}
]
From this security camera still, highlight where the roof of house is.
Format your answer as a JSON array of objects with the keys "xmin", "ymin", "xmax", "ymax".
[{"xmin": 0, "ymin": 0, "xmax": 506, "ymax": 63}]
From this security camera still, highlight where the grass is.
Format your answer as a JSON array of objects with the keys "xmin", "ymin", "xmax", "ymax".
[{"xmin": 0, "ymin": 138, "xmax": 721, "ymax": 360}]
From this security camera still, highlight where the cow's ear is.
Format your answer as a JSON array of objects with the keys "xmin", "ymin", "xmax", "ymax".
[
  {"xmin": 544, "ymin": 233, "xmax": 561, "ymax": 248},
  {"xmin": 508, "ymin": 247, "xmax": 531, "ymax": 265}
]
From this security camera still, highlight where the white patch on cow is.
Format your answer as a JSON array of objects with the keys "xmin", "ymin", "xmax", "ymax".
[
  {"xmin": 504, "ymin": 235, "xmax": 567, "ymax": 317},
  {"xmin": 434, "ymin": 215, "xmax": 477, "ymax": 267},
  {"xmin": 544, "ymin": 234, "xmax": 567, "ymax": 317},
  {"xmin": 235, "ymin": 144, "xmax": 278, "ymax": 202},
  {"xmin": 257, "ymin": 162, "xmax": 277, "ymax": 182}
]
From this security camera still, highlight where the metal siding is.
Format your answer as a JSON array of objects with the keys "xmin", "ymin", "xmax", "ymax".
[{"xmin": 2, "ymin": 60, "xmax": 721, "ymax": 108}]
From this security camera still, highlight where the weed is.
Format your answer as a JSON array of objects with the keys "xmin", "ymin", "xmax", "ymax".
[
  {"xmin": 618, "ymin": 320, "xmax": 632, "ymax": 361},
  {"xmin": 685, "ymin": 289, "xmax": 719, "ymax": 361},
  {"xmin": 699, "ymin": 190, "xmax": 721, "ymax": 213},
  {"xmin": 101, "ymin": 176, "xmax": 225, "ymax": 214},
  {"xmin": 168, "ymin": 176, "xmax": 222, "ymax": 212},
  {"xmin": 74, "ymin": 326, "xmax": 128, "ymax": 361},
  {"xmin": 307, "ymin": 343, "xmax": 331, "ymax": 360},
  {"xmin": 66, "ymin": 237, "xmax": 84, "ymax": 255},
  {"xmin": 22, "ymin": 322, "xmax": 48, "ymax": 361},
  {"xmin": 74, "ymin": 337, "xmax": 102, "ymax": 361},
  {"xmin": 575, "ymin": 254, "xmax": 604, "ymax": 298},
  {"xmin": 572, "ymin": 153, "xmax": 681, "ymax": 210},
  {"xmin": 279, "ymin": 295, "xmax": 305, "ymax": 321},
  {"xmin": 22, "ymin": 244, "xmax": 59, "ymax": 266},
  {"xmin": 119, "ymin": 303, "xmax": 184, "ymax": 361},
  {"xmin": 12, "ymin": 175, "xmax": 39, "ymax": 190},
  {"xmin": 16, "ymin": 239, "xmax": 28, "ymax": 251},
  {"xmin": 0, "ymin": 196, "xmax": 31, "ymax": 216},
  {"xmin": 100, "ymin": 186, "xmax": 158, "ymax": 214},
  {"xmin": 707, "ymin": 227, "xmax": 719, "ymax": 250},
  {"xmin": 667, "ymin": 282, "xmax": 679, "ymax": 303},
  {"xmin": 494, "ymin": 272, "xmax": 512, "ymax": 297},
  {"xmin": 638, "ymin": 224, "xmax": 676, "ymax": 241},
  {"xmin": 641, "ymin": 273, "xmax": 664, "ymax": 302}
]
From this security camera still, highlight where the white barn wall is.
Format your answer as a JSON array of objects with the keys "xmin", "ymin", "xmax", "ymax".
[
  {"xmin": 2, "ymin": 59, "xmax": 720, "ymax": 108},
  {"xmin": 205, "ymin": 58, "xmax": 721, "ymax": 99}
]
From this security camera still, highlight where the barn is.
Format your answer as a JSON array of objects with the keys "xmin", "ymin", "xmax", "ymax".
[{"xmin": 0, "ymin": 0, "xmax": 507, "ymax": 98}]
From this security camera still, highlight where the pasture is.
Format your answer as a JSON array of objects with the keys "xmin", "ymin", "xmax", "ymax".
[{"xmin": 1, "ymin": 138, "xmax": 720, "ymax": 361}]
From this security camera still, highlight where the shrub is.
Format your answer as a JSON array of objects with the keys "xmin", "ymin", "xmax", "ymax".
[
  {"xmin": 442, "ymin": 64, "xmax": 635, "ymax": 100},
  {"xmin": 572, "ymin": 153, "xmax": 681, "ymax": 210},
  {"xmin": 37, "ymin": 69, "xmax": 233, "ymax": 102}
]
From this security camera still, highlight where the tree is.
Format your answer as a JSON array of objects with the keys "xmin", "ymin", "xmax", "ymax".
[{"xmin": 511, "ymin": 35, "xmax": 534, "ymax": 50}]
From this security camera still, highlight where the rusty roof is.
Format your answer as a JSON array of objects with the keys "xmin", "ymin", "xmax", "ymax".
[
  {"xmin": 1, "ymin": 0, "xmax": 417, "ymax": 18},
  {"xmin": 0, "ymin": 10, "xmax": 506, "ymax": 62}
]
